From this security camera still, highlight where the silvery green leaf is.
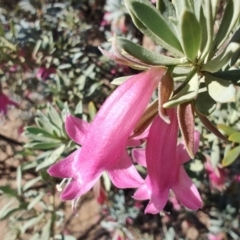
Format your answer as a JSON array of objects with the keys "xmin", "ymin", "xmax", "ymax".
[
  {"xmin": 172, "ymin": 0, "xmax": 191, "ymax": 18},
  {"xmin": 179, "ymin": 10, "xmax": 201, "ymax": 61},
  {"xmin": 163, "ymin": 73, "xmax": 199, "ymax": 108},
  {"xmin": 200, "ymin": 0, "xmax": 213, "ymax": 59},
  {"xmin": 125, "ymin": 0, "xmax": 184, "ymax": 57},
  {"xmin": 47, "ymin": 103, "xmax": 63, "ymax": 130},
  {"xmin": 27, "ymin": 191, "xmax": 44, "ymax": 210},
  {"xmin": 41, "ymin": 219, "xmax": 51, "ymax": 240},
  {"xmin": 117, "ymin": 37, "xmax": 188, "ymax": 65},
  {"xmin": 205, "ymin": 73, "xmax": 236, "ymax": 103},
  {"xmin": 201, "ymin": 42, "xmax": 240, "ymax": 72},
  {"xmin": 23, "ymin": 176, "xmax": 41, "ymax": 192},
  {"xmin": 111, "ymin": 76, "xmax": 132, "ymax": 85},
  {"xmin": 36, "ymin": 144, "xmax": 65, "ymax": 171},
  {"xmin": 212, "ymin": 0, "xmax": 240, "ymax": 52},
  {"xmin": 228, "ymin": 26, "xmax": 240, "ymax": 66},
  {"xmin": 21, "ymin": 213, "xmax": 45, "ymax": 234}
]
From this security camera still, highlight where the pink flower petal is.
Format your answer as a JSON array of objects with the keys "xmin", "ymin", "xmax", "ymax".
[
  {"xmin": 48, "ymin": 151, "xmax": 77, "ymax": 178},
  {"xmin": 108, "ymin": 151, "xmax": 144, "ymax": 188},
  {"xmin": 61, "ymin": 176, "xmax": 100, "ymax": 200},
  {"xmin": 133, "ymin": 176, "xmax": 151, "ymax": 200},
  {"xmin": 132, "ymin": 148, "xmax": 147, "ymax": 167},
  {"xmin": 145, "ymin": 190, "xmax": 169, "ymax": 214},
  {"xmin": 65, "ymin": 115, "xmax": 89, "ymax": 145},
  {"xmin": 172, "ymin": 167, "xmax": 202, "ymax": 210}
]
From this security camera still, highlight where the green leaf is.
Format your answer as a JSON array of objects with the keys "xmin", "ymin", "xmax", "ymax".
[
  {"xmin": 179, "ymin": 10, "xmax": 201, "ymax": 61},
  {"xmin": 222, "ymin": 146, "xmax": 240, "ymax": 167},
  {"xmin": 36, "ymin": 144, "xmax": 65, "ymax": 171},
  {"xmin": 27, "ymin": 192, "xmax": 44, "ymax": 210},
  {"xmin": 195, "ymin": 89, "xmax": 216, "ymax": 116},
  {"xmin": 24, "ymin": 141, "xmax": 61, "ymax": 150},
  {"xmin": 202, "ymin": 42, "xmax": 240, "ymax": 72},
  {"xmin": 24, "ymin": 127, "xmax": 54, "ymax": 138},
  {"xmin": 210, "ymin": 69, "xmax": 240, "ymax": 85},
  {"xmin": 0, "ymin": 186, "xmax": 17, "ymax": 197},
  {"xmin": 47, "ymin": 103, "xmax": 63, "ymax": 130},
  {"xmin": 228, "ymin": 132, "xmax": 240, "ymax": 143},
  {"xmin": 212, "ymin": 0, "xmax": 240, "ymax": 52},
  {"xmin": 111, "ymin": 76, "xmax": 132, "ymax": 86},
  {"xmin": 21, "ymin": 213, "xmax": 45, "ymax": 234},
  {"xmin": 17, "ymin": 166, "xmax": 22, "ymax": 195},
  {"xmin": 172, "ymin": 0, "xmax": 190, "ymax": 18},
  {"xmin": 199, "ymin": 0, "xmax": 213, "ymax": 60},
  {"xmin": 205, "ymin": 74, "xmax": 236, "ymax": 103},
  {"xmin": 126, "ymin": 0, "xmax": 184, "ymax": 57},
  {"xmin": 23, "ymin": 176, "xmax": 42, "ymax": 192},
  {"xmin": 217, "ymin": 124, "xmax": 237, "ymax": 136},
  {"xmin": 41, "ymin": 219, "xmax": 51, "ymax": 240},
  {"xmin": 88, "ymin": 102, "xmax": 97, "ymax": 121},
  {"xmin": 163, "ymin": 73, "xmax": 199, "ymax": 108},
  {"xmin": 117, "ymin": 37, "xmax": 188, "ymax": 65}
]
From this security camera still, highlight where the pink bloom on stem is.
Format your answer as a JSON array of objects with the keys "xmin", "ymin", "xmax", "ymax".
[
  {"xmin": 133, "ymin": 110, "xmax": 202, "ymax": 214},
  {"xmin": 36, "ymin": 67, "xmax": 56, "ymax": 81},
  {"xmin": 205, "ymin": 157, "xmax": 226, "ymax": 191},
  {"xmin": 48, "ymin": 67, "xmax": 166, "ymax": 202},
  {"xmin": 0, "ymin": 92, "xmax": 19, "ymax": 115}
]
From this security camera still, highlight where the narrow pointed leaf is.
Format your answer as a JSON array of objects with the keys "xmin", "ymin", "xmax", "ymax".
[
  {"xmin": 163, "ymin": 73, "xmax": 199, "ymax": 108},
  {"xmin": 196, "ymin": 112, "xmax": 230, "ymax": 142},
  {"xmin": 202, "ymin": 42, "xmax": 240, "ymax": 72},
  {"xmin": 222, "ymin": 146, "xmax": 240, "ymax": 167},
  {"xmin": 111, "ymin": 76, "xmax": 132, "ymax": 85},
  {"xmin": 158, "ymin": 71, "xmax": 174, "ymax": 123},
  {"xmin": 213, "ymin": 0, "xmax": 240, "ymax": 51},
  {"xmin": 200, "ymin": 0, "xmax": 213, "ymax": 59},
  {"xmin": 205, "ymin": 74, "xmax": 236, "ymax": 103},
  {"xmin": 117, "ymin": 37, "xmax": 187, "ymax": 65},
  {"xmin": 177, "ymin": 102, "xmax": 195, "ymax": 158},
  {"xmin": 126, "ymin": 0, "xmax": 184, "ymax": 56},
  {"xmin": 179, "ymin": 10, "xmax": 201, "ymax": 61}
]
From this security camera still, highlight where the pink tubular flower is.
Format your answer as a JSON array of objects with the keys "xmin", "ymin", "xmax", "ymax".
[
  {"xmin": 133, "ymin": 110, "xmax": 202, "ymax": 214},
  {"xmin": 48, "ymin": 67, "xmax": 166, "ymax": 202},
  {"xmin": 205, "ymin": 156, "xmax": 226, "ymax": 191},
  {"xmin": 0, "ymin": 92, "xmax": 18, "ymax": 116}
]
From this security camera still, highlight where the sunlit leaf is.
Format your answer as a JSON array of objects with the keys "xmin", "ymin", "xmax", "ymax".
[
  {"xmin": 126, "ymin": 0, "xmax": 184, "ymax": 57},
  {"xmin": 222, "ymin": 146, "xmax": 240, "ymax": 167},
  {"xmin": 179, "ymin": 10, "xmax": 201, "ymax": 61},
  {"xmin": 228, "ymin": 132, "xmax": 240, "ymax": 143},
  {"xmin": 205, "ymin": 74, "xmax": 236, "ymax": 103}
]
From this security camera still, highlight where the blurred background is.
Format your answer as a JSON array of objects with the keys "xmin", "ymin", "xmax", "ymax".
[{"xmin": 0, "ymin": 0, "xmax": 240, "ymax": 239}]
